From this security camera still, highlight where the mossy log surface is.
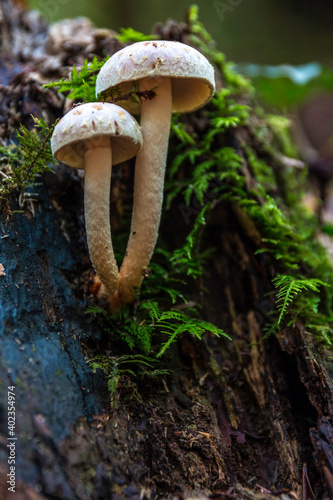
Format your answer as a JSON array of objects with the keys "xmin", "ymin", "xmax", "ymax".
[{"xmin": 0, "ymin": 1, "xmax": 333, "ymax": 499}]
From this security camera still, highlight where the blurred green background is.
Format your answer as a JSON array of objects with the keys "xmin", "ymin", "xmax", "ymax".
[
  {"xmin": 28, "ymin": 0, "xmax": 333, "ymax": 66},
  {"xmin": 28, "ymin": 0, "xmax": 333, "ymax": 147}
]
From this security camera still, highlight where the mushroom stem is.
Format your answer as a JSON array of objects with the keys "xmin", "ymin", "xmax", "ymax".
[
  {"xmin": 117, "ymin": 76, "xmax": 172, "ymax": 303},
  {"xmin": 84, "ymin": 137, "xmax": 119, "ymax": 295}
]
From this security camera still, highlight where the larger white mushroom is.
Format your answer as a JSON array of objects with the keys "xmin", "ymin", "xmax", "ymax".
[
  {"xmin": 51, "ymin": 102, "xmax": 143, "ymax": 296},
  {"xmin": 96, "ymin": 40, "xmax": 215, "ymax": 304}
]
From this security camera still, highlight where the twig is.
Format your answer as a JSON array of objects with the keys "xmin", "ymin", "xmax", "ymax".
[{"xmin": 303, "ymin": 463, "xmax": 315, "ymax": 500}]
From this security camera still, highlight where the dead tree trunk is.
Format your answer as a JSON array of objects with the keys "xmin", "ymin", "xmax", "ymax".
[{"xmin": 0, "ymin": 2, "xmax": 332, "ymax": 499}]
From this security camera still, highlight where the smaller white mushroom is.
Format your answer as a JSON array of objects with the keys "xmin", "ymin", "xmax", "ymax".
[{"xmin": 51, "ymin": 102, "xmax": 143, "ymax": 296}]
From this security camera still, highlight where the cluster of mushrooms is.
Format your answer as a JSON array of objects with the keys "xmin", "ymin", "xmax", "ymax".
[{"xmin": 51, "ymin": 40, "xmax": 215, "ymax": 310}]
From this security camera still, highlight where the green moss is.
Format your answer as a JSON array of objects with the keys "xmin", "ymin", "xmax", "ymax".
[
  {"xmin": 86, "ymin": 300, "xmax": 229, "ymax": 398},
  {"xmin": 0, "ymin": 117, "xmax": 55, "ymax": 206},
  {"xmin": 115, "ymin": 27, "xmax": 156, "ymax": 44},
  {"xmin": 44, "ymin": 57, "xmax": 106, "ymax": 102},
  {"xmin": 165, "ymin": 4, "xmax": 333, "ymax": 346}
]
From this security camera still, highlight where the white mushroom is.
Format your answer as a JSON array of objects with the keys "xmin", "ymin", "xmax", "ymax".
[
  {"xmin": 51, "ymin": 102, "xmax": 142, "ymax": 296},
  {"xmin": 96, "ymin": 40, "xmax": 215, "ymax": 304}
]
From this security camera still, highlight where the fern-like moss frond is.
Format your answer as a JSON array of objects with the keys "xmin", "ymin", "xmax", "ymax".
[{"xmin": 273, "ymin": 274, "xmax": 328, "ymax": 325}]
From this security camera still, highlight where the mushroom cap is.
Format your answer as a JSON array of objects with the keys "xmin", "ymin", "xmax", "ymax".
[
  {"xmin": 51, "ymin": 102, "xmax": 143, "ymax": 169},
  {"xmin": 96, "ymin": 40, "xmax": 215, "ymax": 114}
]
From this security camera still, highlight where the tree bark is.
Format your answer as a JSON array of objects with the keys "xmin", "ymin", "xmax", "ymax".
[{"xmin": 0, "ymin": 2, "xmax": 332, "ymax": 499}]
